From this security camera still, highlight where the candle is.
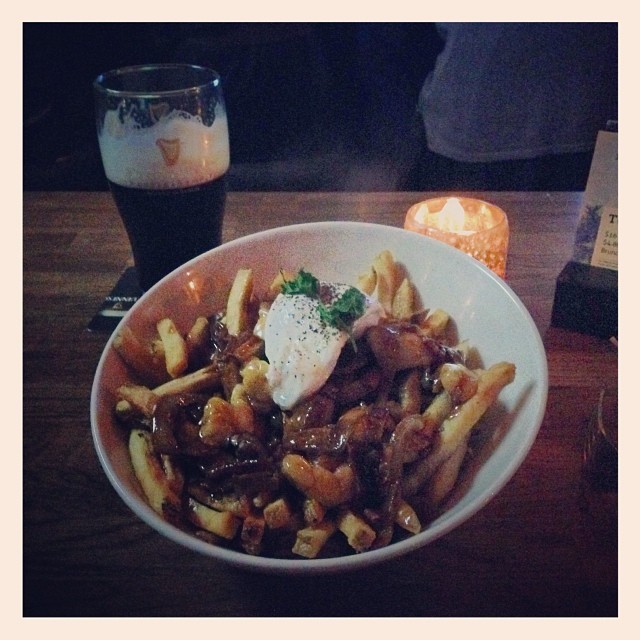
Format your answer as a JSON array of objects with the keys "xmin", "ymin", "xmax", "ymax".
[{"xmin": 404, "ymin": 197, "xmax": 509, "ymax": 277}]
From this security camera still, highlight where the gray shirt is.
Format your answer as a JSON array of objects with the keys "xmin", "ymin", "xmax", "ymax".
[{"xmin": 418, "ymin": 23, "xmax": 617, "ymax": 163}]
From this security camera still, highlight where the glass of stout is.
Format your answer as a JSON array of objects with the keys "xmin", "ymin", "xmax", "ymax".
[{"xmin": 94, "ymin": 64, "xmax": 230, "ymax": 290}]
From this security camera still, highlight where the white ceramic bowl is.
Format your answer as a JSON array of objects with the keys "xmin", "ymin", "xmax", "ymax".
[{"xmin": 90, "ymin": 221, "xmax": 547, "ymax": 574}]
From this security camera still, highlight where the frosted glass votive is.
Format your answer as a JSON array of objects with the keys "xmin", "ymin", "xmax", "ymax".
[{"xmin": 404, "ymin": 197, "xmax": 510, "ymax": 278}]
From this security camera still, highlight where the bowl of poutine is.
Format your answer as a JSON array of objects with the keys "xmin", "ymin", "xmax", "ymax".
[{"xmin": 91, "ymin": 221, "xmax": 548, "ymax": 574}]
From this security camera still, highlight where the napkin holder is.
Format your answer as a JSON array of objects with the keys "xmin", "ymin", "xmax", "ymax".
[{"xmin": 551, "ymin": 125, "xmax": 618, "ymax": 339}]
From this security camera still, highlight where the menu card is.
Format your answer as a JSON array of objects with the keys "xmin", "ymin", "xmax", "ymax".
[
  {"xmin": 551, "ymin": 125, "xmax": 618, "ymax": 339},
  {"xmin": 572, "ymin": 128, "xmax": 618, "ymax": 271}
]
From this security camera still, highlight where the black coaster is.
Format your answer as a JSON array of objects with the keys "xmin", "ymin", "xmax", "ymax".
[
  {"xmin": 551, "ymin": 261, "xmax": 618, "ymax": 339},
  {"xmin": 87, "ymin": 267, "xmax": 143, "ymax": 332}
]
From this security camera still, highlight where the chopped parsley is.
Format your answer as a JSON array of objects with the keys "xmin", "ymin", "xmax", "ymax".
[
  {"xmin": 318, "ymin": 286, "xmax": 366, "ymax": 332},
  {"xmin": 281, "ymin": 269, "xmax": 366, "ymax": 338},
  {"xmin": 281, "ymin": 269, "xmax": 320, "ymax": 297}
]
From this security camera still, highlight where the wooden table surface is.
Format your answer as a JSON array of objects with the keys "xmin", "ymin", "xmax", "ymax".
[{"xmin": 23, "ymin": 191, "xmax": 618, "ymax": 617}]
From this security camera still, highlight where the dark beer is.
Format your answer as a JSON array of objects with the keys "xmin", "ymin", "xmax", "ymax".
[
  {"xmin": 108, "ymin": 175, "xmax": 227, "ymax": 290},
  {"xmin": 94, "ymin": 64, "xmax": 230, "ymax": 290}
]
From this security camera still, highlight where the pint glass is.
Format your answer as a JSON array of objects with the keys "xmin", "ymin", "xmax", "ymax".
[{"xmin": 94, "ymin": 64, "xmax": 230, "ymax": 290}]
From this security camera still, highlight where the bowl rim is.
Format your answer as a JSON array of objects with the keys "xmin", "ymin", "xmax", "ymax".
[{"xmin": 90, "ymin": 220, "xmax": 548, "ymax": 574}]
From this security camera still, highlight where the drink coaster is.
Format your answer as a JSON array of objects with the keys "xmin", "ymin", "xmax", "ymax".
[{"xmin": 87, "ymin": 267, "xmax": 143, "ymax": 332}]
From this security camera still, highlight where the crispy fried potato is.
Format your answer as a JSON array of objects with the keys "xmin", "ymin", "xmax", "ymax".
[
  {"xmin": 187, "ymin": 498, "xmax": 240, "ymax": 540},
  {"xmin": 113, "ymin": 326, "xmax": 168, "ymax": 386},
  {"xmin": 419, "ymin": 308, "xmax": 450, "ymax": 339},
  {"xmin": 128, "ymin": 429, "xmax": 180, "ymax": 514},
  {"xmin": 281, "ymin": 455, "xmax": 355, "ymax": 508},
  {"xmin": 395, "ymin": 500, "xmax": 421, "ymax": 534},
  {"xmin": 415, "ymin": 362, "xmax": 516, "ymax": 487},
  {"xmin": 225, "ymin": 268, "xmax": 254, "ymax": 336},
  {"xmin": 372, "ymin": 249, "xmax": 399, "ymax": 314},
  {"xmin": 426, "ymin": 434, "xmax": 470, "ymax": 507},
  {"xmin": 152, "ymin": 363, "xmax": 221, "ymax": 397},
  {"xmin": 391, "ymin": 277, "xmax": 417, "ymax": 320},
  {"xmin": 267, "ymin": 270, "xmax": 296, "ymax": 300},
  {"xmin": 116, "ymin": 383, "xmax": 158, "ymax": 418},
  {"xmin": 439, "ymin": 362, "xmax": 480, "ymax": 406},
  {"xmin": 337, "ymin": 510, "xmax": 376, "ymax": 553},
  {"xmin": 185, "ymin": 316, "xmax": 210, "ymax": 368},
  {"xmin": 357, "ymin": 266, "xmax": 377, "ymax": 295},
  {"xmin": 263, "ymin": 497, "xmax": 299, "ymax": 530},
  {"xmin": 156, "ymin": 318, "xmax": 188, "ymax": 378},
  {"xmin": 302, "ymin": 498, "xmax": 326, "ymax": 526},
  {"xmin": 292, "ymin": 520, "xmax": 337, "ymax": 559},
  {"xmin": 397, "ymin": 369, "xmax": 423, "ymax": 417}
]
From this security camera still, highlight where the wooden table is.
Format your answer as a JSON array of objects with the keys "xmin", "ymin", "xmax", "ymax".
[{"xmin": 23, "ymin": 191, "xmax": 617, "ymax": 616}]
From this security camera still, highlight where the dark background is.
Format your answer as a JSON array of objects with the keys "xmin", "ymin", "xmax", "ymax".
[
  {"xmin": 24, "ymin": 23, "xmax": 444, "ymax": 192},
  {"xmin": 23, "ymin": 22, "xmax": 617, "ymax": 192}
]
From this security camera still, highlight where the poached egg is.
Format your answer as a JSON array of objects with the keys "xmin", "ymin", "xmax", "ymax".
[{"xmin": 262, "ymin": 283, "xmax": 384, "ymax": 410}]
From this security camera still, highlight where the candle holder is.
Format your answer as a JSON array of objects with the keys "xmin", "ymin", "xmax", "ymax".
[{"xmin": 404, "ymin": 197, "xmax": 510, "ymax": 278}]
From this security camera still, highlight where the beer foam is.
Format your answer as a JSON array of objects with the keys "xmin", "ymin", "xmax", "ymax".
[{"xmin": 98, "ymin": 109, "xmax": 230, "ymax": 189}]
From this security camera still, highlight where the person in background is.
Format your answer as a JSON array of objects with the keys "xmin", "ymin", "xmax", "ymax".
[{"xmin": 414, "ymin": 23, "xmax": 618, "ymax": 191}]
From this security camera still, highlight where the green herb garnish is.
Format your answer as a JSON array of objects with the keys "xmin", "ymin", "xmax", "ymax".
[
  {"xmin": 281, "ymin": 269, "xmax": 320, "ymax": 297},
  {"xmin": 281, "ymin": 269, "xmax": 367, "ymax": 341},
  {"xmin": 318, "ymin": 286, "xmax": 366, "ymax": 332}
]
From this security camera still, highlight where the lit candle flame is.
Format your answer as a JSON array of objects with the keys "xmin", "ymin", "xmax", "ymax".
[
  {"xmin": 434, "ymin": 197, "xmax": 467, "ymax": 233},
  {"xmin": 415, "ymin": 197, "xmax": 474, "ymax": 235}
]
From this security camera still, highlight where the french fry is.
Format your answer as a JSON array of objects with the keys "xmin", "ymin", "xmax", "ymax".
[
  {"xmin": 225, "ymin": 268, "xmax": 254, "ymax": 336},
  {"xmin": 357, "ymin": 266, "xmax": 377, "ymax": 295},
  {"xmin": 156, "ymin": 318, "xmax": 188, "ymax": 378},
  {"xmin": 128, "ymin": 429, "xmax": 180, "ymax": 514},
  {"xmin": 292, "ymin": 519, "xmax": 337, "ymax": 559},
  {"xmin": 397, "ymin": 369, "xmax": 422, "ymax": 417},
  {"xmin": 114, "ymin": 399, "xmax": 134, "ymax": 422},
  {"xmin": 281, "ymin": 455, "xmax": 355, "ymax": 508},
  {"xmin": 187, "ymin": 498, "xmax": 240, "ymax": 540},
  {"xmin": 263, "ymin": 497, "xmax": 299, "ymax": 530},
  {"xmin": 160, "ymin": 454, "xmax": 185, "ymax": 496},
  {"xmin": 337, "ymin": 510, "xmax": 376, "ymax": 553},
  {"xmin": 239, "ymin": 358, "xmax": 274, "ymax": 413},
  {"xmin": 426, "ymin": 434, "xmax": 470, "ymax": 507},
  {"xmin": 188, "ymin": 488, "xmax": 252, "ymax": 518},
  {"xmin": 185, "ymin": 316, "xmax": 210, "ymax": 368},
  {"xmin": 152, "ymin": 363, "xmax": 220, "ymax": 396},
  {"xmin": 302, "ymin": 498, "xmax": 326, "ymax": 526},
  {"xmin": 422, "ymin": 390, "xmax": 455, "ymax": 435},
  {"xmin": 116, "ymin": 383, "xmax": 158, "ymax": 418},
  {"xmin": 267, "ymin": 270, "xmax": 296, "ymax": 300},
  {"xmin": 372, "ymin": 249, "xmax": 399, "ymax": 314},
  {"xmin": 391, "ymin": 277, "xmax": 416, "ymax": 320},
  {"xmin": 401, "ymin": 390, "xmax": 456, "ymax": 496},
  {"xmin": 439, "ymin": 362, "xmax": 479, "ymax": 406},
  {"xmin": 412, "ymin": 362, "xmax": 516, "ymax": 489},
  {"xmin": 199, "ymin": 396, "xmax": 242, "ymax": 447},
  {"xmin": 395, "ymin": 500, "xmax": 421, "ymax": 534},
  {"xmin": 419, "ymin": 308, "xmax": 450, "ymax": 339},
  {"xmin": 113, "ymin": 326, "xmax": 168, "ymax": 386}
]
